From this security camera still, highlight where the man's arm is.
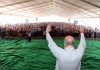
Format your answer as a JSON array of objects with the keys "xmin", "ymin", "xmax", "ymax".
[
  {"xmin": 76, "ymin": 28, "xmax": 86, "ymax": 57},
  {"xmin": 46, "ymin": 25, "xmax": 63, "ymax": 58}
]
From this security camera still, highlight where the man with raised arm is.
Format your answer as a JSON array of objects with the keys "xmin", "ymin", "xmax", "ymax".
[{"xmin": 46, "ymin": 25, "xmax": 86, "ymax": 70}]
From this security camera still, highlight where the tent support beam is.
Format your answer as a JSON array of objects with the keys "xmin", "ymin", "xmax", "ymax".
[{"xmin": 81, "ymin": 0, "xmax": 100, "ymax": 9}]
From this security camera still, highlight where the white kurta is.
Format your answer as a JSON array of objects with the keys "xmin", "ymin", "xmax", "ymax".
[{"xmin": 46, "ymin": 33, "xmax": 86, "ymax": 70}]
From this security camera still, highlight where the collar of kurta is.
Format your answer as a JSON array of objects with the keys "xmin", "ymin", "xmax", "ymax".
[{"xmin": 64, "ymin": 46, "xmax": 74, "ymax": 50}]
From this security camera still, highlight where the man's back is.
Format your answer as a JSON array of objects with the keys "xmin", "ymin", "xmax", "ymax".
[{"xmin": 55, "ymin": 48, "xmax": 82, "ymax": 70}]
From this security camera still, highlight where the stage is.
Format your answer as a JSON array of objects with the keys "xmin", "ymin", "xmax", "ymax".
[{"xmin": 0, "ymin": 38, "xmax": 100, "ymax": 70}]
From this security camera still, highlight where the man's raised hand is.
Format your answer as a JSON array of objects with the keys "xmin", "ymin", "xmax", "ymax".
[{"xmin": 46, "ymin": 24, "xmax": 51, "ymax": 33}]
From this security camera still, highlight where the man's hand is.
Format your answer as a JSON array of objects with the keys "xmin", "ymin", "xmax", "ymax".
[
  {"xmin": 46, "ymin": 24, "xmax": 51, "ymax": 33},
  {"xmin": 79, "ymin": 28, "xmax": 85, "ymax": 33}
]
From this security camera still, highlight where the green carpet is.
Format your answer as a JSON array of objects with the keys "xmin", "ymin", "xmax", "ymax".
[{"xmin": 0, "ymin": 38, "xmax": 100, "ymax": 70}]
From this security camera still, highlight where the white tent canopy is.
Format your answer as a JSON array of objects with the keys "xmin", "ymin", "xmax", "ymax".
[
  {"xmin": 0, "ymin": 0, "xmax": 99, "ymax": 29},
  {"xmin": 0, "ymin": 0, "xmax": 100, "ymax": 18}
]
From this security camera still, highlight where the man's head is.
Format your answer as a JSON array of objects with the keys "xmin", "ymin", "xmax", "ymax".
[{"xmin": 64, "ymin": 36, "xmax": 74, "ymax": 48}]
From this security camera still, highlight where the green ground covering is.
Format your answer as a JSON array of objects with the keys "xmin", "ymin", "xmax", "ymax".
[{"xmin": 0, "ymin": 38, "xmax": 100, "ymax": 70}]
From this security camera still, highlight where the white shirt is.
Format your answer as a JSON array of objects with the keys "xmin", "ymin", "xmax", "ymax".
[{"xmin": 46, "ymin": 33, "xmax": 86, "ymax": 70}]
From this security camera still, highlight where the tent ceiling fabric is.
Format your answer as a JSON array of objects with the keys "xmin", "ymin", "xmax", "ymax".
[{"xmin": 0, "ymin": 0, "xmax": 100, "ymax": 18}]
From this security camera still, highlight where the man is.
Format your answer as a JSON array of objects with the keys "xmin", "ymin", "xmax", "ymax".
[
  {"xmin": 27, "ymin": 31, "xmax": 32, "ymax": 42},
  {"xmin": 46, "ymin": 25, "xmax": 86, "ymax": 70}
]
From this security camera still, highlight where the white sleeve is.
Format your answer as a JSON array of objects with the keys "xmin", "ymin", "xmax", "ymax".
[
  {"xmin": 76, "ymin": 33, "xmax": 86, "ymax": 57},
  {"xmin": 46, "ymin": 33, "xmax": 63, "ymax": 58}
]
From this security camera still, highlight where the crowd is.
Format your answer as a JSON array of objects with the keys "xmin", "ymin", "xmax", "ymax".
[{"xmin": 0, "ymin": 22, "xmax": 99, "ymax": 38}]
